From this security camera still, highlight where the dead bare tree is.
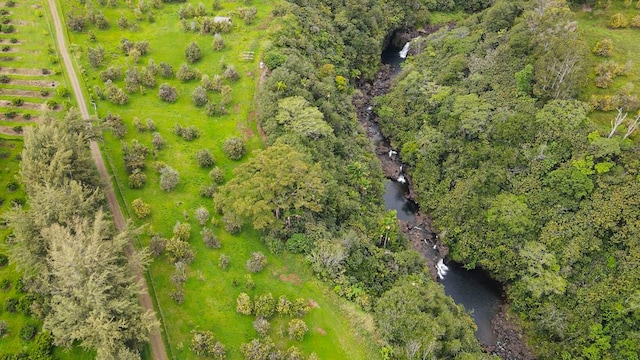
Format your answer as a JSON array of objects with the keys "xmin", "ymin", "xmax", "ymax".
[
  {"xmin": 609, "ymin": 108, "xmax": 627, "ymax": 139},
  {"xmin": 623, "ymin": 114, "xmax": 640, "ymax": 140}
]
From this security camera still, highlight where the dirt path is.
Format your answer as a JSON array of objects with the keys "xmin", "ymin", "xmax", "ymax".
[{"xmin": 45, "ymin": 1, "xmax": 169, "ymax": 359}]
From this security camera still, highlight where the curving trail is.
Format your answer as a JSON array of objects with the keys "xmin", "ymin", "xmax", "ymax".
[{"xmin": 45, "ymin": 0, "xmax": 169, "ymax": 359}]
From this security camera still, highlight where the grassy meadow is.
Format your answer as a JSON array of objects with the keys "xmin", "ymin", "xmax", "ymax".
[
  {"xmin": 575, "ymin": 1, "xmax": 640, "ymax": 130},
  {"xmin": 57, "ymin": 0, "xmax": 380, "ymax": 359}
]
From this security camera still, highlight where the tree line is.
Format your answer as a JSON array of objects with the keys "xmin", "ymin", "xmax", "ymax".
[{"xmin": 5, "ymin": 110, "xmax": 157, "ymax": 360}]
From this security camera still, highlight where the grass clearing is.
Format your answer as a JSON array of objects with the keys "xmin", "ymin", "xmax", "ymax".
[
  {"xmin": 576, "ymin": 2, "xmax": 640, "ymax": 131},
  {"xmin": 58, "ymin": 0, "xmax": 380, "ymax": 358}
]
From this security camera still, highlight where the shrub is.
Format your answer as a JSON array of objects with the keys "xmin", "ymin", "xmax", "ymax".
[
  {"xmin": 264, "ymin": 235, "xmax": 284, "ymax": 254},
  {"xmin": 196, "ymin": 207, "xmax": 211, "ymax": 225},
  {"xmin": 593, "ymin": 39, "xmax": 614, "ymax": 56},
  {"xmin": 5, "ymin": 297, "xmax": 18, "ymax": 312},
  {"xmin": 0, "ymin": 74, "xmax": 9, "ymax": 83},
  {"xmin": 199, "ymin": 184, "xmax": 217, "ymax": 198},
  {"xmin": 285, "ymin": 233, "xmax": 312, "ymax": 254},
  {"xmin": 20, "ymin": 323, "xmax": 37, "ymax": 341},
  {"xmin": 203, "ymin": 74, "xmax": 223, "ymax": 92},
  {"xmin": 122, "ymin": 139, "xmax": 149, "ymax": 173},
  {"xmin": 212, "ymin": 33, "xmax": 225, "ymax": 51},
  {"xmin": 173, "ymin": 221, "xmax": 191, "ymax": 241},
  {"xmin": 608, "ymin": 13, "xmax": 629, "ymax": 29},
  {"xmin": 291, "ymin": 298, "xmax": 310, "ymax": 317},
  {"xmin": 185, "ymin": 41, "xmax": 202, "ymax": 63},
  {"xmin": 223, "ymin": 213, "xmax": 242, "ymax": 234},
  {"xmin": 209, "ymin": 167, "xmax": 225, "ymax": 184},
  {"xmin": 223, "ymin": 137, "xmax": 246, "ymax": 160},
  {"xmin": 160, "ymin": 166, "xmax": 180, "ymax": 191},
  {"xmin": 170, "ymin": 289, "xmax": 184, "ymax": 304},
  {"xmin": 128, "ymin": 170, "xmax": 147, "ymax": 188},
  {"xmin": 149, "ymin": 234, "xmax": 166, "ymax": 257},
  {"xmin": 206, "ymin": 101, "xmax": 228, "ymax": 117},
  {"xmin": 264, "ymin": 51, "xmax": 286, "ymax": 70},
  {"xmin": 253, "ymin": 293, "xmax": 275, "ymax": 319},
  {"xmin": 2, "ymin": 24, "xmax": 15, "ymax": 33},
  {"xmin": 159, "ymin": 62, "xmax": 174, "ymax": 78},
  {"xmin": 100, "ymin": 66, "xmax": 122, "ymax": 82},
  {"xmin": 10, "ymin": 97, "xmax": 22, "ymax": 106},
  {"xmin": 632, "ymin": 14, "xmax": 640, "ymax": 28},
  {"xmin": 191, "ymin": 330, "xmax": 226, "ymax": 358},
  {"xmin": 246, "ymin": 252, "xmax": 267, "ymax": 273},
  {"xmin": 288, "ymin": 319, "xmax": 308, "ymax": 341},
  {"xmin": 177, "ymin": 63, "xmax": 200, "ymax": 82},
  {"xmin": 192, "ymin": 85, "xmax": 209, "ymax": 107},
  {"xmin": 237, "ymin": 7, "xmax": 257, "ymax": 25},
  {"xmin": 196, "ymin": 149, "xmax": 215, "ymax": 167},
  {"xmin": 152, "ymin": 132, "xmax": 166, "ymax": 150},
  {"xmin": 166, "ymin": 238, "xmax": 195, "ymax": 264},
  {"xmin": 0, "ymin": 320, "xmax": 7, "ymax": 336},
  {"xmin": 105, "ymin": 83, "xmax": 128, "ymax": 105},
  {"xmin": 174, "ymin": 124, "xmax": 200, "ymax": 141},
  {"xmin": 158, "ymin": 83, "xmax": 178, "ymax": 102},
  {"xmin": 276, "ymin": 295, "xmax": 292, "ymax": 316},
  {"xmin": 202, "ymin": 227, "xmax": 220, "ymax": 248},
  {"xmin": 223, "ymin": 64, "xmax": 239, "ymax": 81},
  {"xmin": 132, "ymin": 198, "xmax": 151, "ymax": 218},
  {"xmin": 218, "ymin": 254, "xmax": 230, "ymax": 269},
  {"xmin": 236, "ymin": 293, "xmax": 253, "ymax": 315},
  {"xmin": 12, "ymin": 125, "xmax": 22, "ymax": 133},
  {"xmin": 0, "ymin": 253, "xmax": 8, "ymax": 267},
  {"xmin": 253, "ymin": 317, "xmax": 270, "ymax": 338},
  {"xmin": 104, "ymin": 112, "xmax": 127, "ymax": 138},
  {"xmin": 6, "ymin": 181, "xmax": 19, "ymax": 192}
]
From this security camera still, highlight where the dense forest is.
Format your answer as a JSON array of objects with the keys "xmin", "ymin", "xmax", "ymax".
[{"xmin": 376, "ymin": 0, "xmax": 640, "ymax": 358}]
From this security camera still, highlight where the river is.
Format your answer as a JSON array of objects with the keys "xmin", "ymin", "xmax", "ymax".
[{"xmin": 376, "ymin": 40, "xmax": 503, "ymax": 347}]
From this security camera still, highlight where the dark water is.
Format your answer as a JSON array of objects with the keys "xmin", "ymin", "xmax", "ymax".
[
  {"xmin": 383, "ymin": 180, "xmax": 418, "ymax": 222},
  {"xmin": 379, "ymin": 44, "xmax": 503, "ymax": 346},
  {"xmin": 440, "ymin": 262, "xmax": 502, "ymax": 345}
]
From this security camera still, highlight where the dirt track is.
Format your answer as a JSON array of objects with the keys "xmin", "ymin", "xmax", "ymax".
[{"xmin": 45, "ymin": 0, "xmax": 169, "ymax": 359}]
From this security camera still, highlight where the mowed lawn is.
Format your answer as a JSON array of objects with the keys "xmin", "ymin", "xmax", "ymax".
[{"xmin": 58, "ymin": 0, "xmax": 380, "ymax": 359}]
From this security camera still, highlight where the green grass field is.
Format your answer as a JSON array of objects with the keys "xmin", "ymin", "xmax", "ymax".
[
  {"xmin": 57, "ymin": 0, "xmax": 380, "ymax": 358},
  {"xmin": 575, "ymin": 2, "xmax": 640, "ymax": 131}
]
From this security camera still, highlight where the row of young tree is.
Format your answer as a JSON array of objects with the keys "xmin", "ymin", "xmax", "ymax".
[
  {"xmin": 5, "ymin": 111, "xmax": 157, "ymax": 360},
  {"xmin": 214, "ymin": 0, "xmax": 496, "ymax": 358},
  {"xmin": 375, "ymin": 0, "xmax": 640, "ymax": 358}
]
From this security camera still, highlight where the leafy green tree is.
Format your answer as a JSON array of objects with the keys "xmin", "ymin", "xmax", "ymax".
[
  {"xmin": 214, "ymin": 142, "xmax": 325, "ymax": 231},
  {"xmin": 185, "ymin": 41, "xmax": 202, "ymax": 63},
  {"xmin": 275, "ymin": 96, "xmax": 333, "ymax": 140}
]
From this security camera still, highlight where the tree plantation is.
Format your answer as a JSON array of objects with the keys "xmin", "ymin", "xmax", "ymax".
[{"xmin": 3, "ymin": 0, "xmax": 640, "ymax": 359}]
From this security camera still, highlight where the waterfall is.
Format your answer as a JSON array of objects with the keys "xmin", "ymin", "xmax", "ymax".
[
  {"xmin": 436, "ymin": 259, "xmax": 449, "ymax": 279},
  {"xmin": 397, "ymin": 175, "xmax": 406, "ymax": 184},
  {"xmin": 399, "ymin": 42, "xmax": 410, "ymax": 59}
]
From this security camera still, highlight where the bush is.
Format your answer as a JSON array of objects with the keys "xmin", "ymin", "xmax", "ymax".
[
  {"xmin": 253, "ymin": 293, "xmax": 275, "ymax": 318},
  {"xmin": 20, "ymin": 323, "xmax": 37, "ymax": 341},
  {"xmin": 0, "ymin": 253, "xmax": 8, "ymax": 267},
  {"xmin": 202, "ymin": 227, "xmax": 220, "ymax": 248},
  {"xmin": 593, "ymin": 39, "xmax": 614, "ymax": 56},
  {"xmin": 212, "ymin": 33, "xmax": 225, "ymax": 51},
  {"xmin": 132, "ymin": 198, "xmax": 151, "ymax": 218},
  {"xmin": 237, "ymin": 7, "xmax": 257, "ymax": 24},
  {"xmin": 122, "ymin": 139, "xmax": 150, "ymax": 174},
  {"xmin": 192, "ymin": 85, "xmax": 209, "ymax": 107},
  {"xmin": 128, "ymin": 170, "xmax": 147, "ymax": 188},
  {"xmin": 288, "ymin": 319, "xmax": 308, "ymax": 341},
  {"xmin": 276, "ymin": 295, "xmax": 292, "ymax": 316},
  {"xmin": 223, "ymin": 213, "xmax": 242, "ymax": 234},
  {"xmin": 185, "ymin": 41, "xmax": 202, "ymax": 63},
  {"xmin": 160, "ymin": 166, "xmax": 180, "ymax": 191},
  {"xmin": 191, "ymin": 330, "xmax": 226, "ymax": 358},
  {"xmin": 11, "ymin": 98, "xmax": 23, "ymax": 106},
  {"xmin": 173, "ymin": 221, "xmax": 191, "ymax": 241},
  {"xmin": 253, "ymin": 317, "xmax": 270, "ymax": 337},
  {"xmin": 100, "ymin": 66, "xmax": 122, "ymax": 82},
  {"xmin": 196, "ymin": 149, "xmax": 215, "ymax": 168},
  {"xmin": 236, "ymin": 293, "xmax": 253, "ymax": 315},
  {"xmin": 159, "ymin": 62, "xmax": 174, "ymax": 78},
  {"xmin": 5, "ymin": 297, "xmax": 18, "ymax": 312},
  {"xmin": 0, "ymin": 320, "xmax": 7, "ymax": 336},
  {"xmin": 263, "ymin": 235, "xmax": 284, "ymax": 254},
  {"xmin": 177, "ymin": 63, "xmax": 200, "ymax": 82},
  {"xmin": 158, "ymin": 83, "xmax": 178, "ymax": 102},
  {"xmin": 218, "ymin": 254, "xmax": 230, "ymax": 269},
  {"xmin": 166, "ymin": 238, "xmax": 195, "ymax": 264},
  {"xmin": 149, "ymin": 234, "xmax": 166, "ymax": 257},
  {"xmin": 209, "ymin": 167, "xmax": 225, "ymax": 184},
  {"xmin": 196, "ymin": 207, "xmax": 211, "ymax": 225},
  {"xmin": 223, "ymin": 137, "xmax": 246, "ymax": 160},
  {"xmin": 0, "ymin": 74, "xmax": 9, "ymax": 83},
  {"xmin": 246, "ymin": 252, "xmax": 267, "ymax": 273},
  {"xmin": 608, "ymin": 13, "xmax": 629, "ymax": 29},
  {"xmin": 264, "ymin": 51, "xmax": 286, "ymax": 70},
  {"xmin": 632, "ymin": 14, "xmax": 640, "ymax": 28},
  {"xmin": 6, "ymin": 181, "xmax": 19, "ymax": 192},
  {"xmin": 174, "ymin": 124, "xmax": 200, "ymax": 141},
  {"xmin": 200, "ymin": 184, "xmax": 217, "ymax": 198},
  {"xmin": 285, "ymin": 233, "xmax": 312, "ymax": 254},
  {"xmin": 223, "ymin": 64, "xmax": 239, "ymax": 81},
  {"xmin": 152, "ymin": 132, "xmax": 166, "ymax": 150}
]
